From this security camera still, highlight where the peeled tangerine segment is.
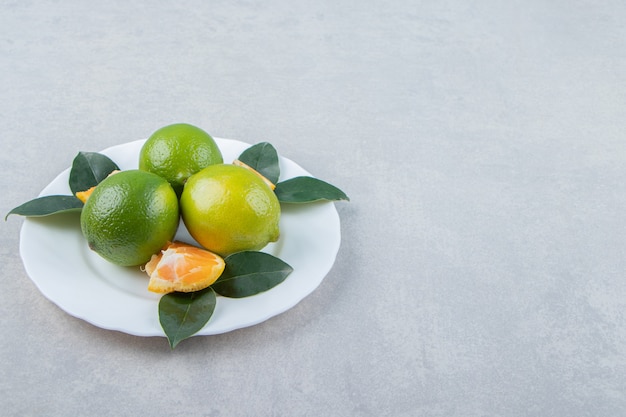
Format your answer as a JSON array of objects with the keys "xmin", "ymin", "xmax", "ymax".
[
  {"xmin": 76, "ymin": 171, "xmax": 120, "ymax": 203},
  {"xmin": 145, "ymin": 241, "xmax": 225, "ymax": 294},
  {"xmin": 75, "ymin": 186, "xmax": 95, "ymax": 203}
]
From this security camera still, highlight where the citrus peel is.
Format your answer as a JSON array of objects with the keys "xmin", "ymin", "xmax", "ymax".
[
  {"xmin": 232, "ymin": 159, "xmax": 276, "ymax": 190},
  {"xmin": 144, "ymin": 241, "xmax": 225, "ymax": 294},
  {"xmin": 180, "ymin": 164, "xmax": 281, "ymax": 256}
]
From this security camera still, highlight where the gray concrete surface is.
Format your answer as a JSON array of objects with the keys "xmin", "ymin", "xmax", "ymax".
[{"xmin": 2, "ymin": 1, "xmax": 625, "ymax": 416}]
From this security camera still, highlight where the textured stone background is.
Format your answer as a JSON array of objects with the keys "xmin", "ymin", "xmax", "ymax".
[{"xmin": 2, "ymin": 1, "xmax": 625, "ymax": 416}]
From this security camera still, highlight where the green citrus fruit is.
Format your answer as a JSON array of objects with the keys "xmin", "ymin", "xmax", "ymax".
[
  {"xmin": 80, "ymin": 170, "xmax": 180, "ymax": 266},
  {"xmin": 138, "ymin": 123, "xmax": 223, "ymax": 196},
  {"xmin": 180, "ymin": 164, "xmax": 281, "ymax": 256}
]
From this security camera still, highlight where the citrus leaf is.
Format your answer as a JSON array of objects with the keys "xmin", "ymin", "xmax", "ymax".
[
  {"xmin": 237, "ymin": 142, "xmax": 280, "ymax": 184},
  {"xmin": 212, "ymin": 251, "xmax": 293, "ymax": 298},
  {"xmin": 5, "ymin": 195, "xmax": 83, "ymax": 220},
  {"xmin": 275, "ymin": 176, "xmax": 349, "ymax": 203},
  {"xmin": 69, "ymin": 151, "xmax": 119, "ymax": 195},
  {"xmin": 159, "ymin": 287, "xmax": 217, "ymax": 349}
]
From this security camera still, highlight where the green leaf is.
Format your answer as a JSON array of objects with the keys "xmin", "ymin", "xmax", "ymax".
[
  {"xmin": 212, "ymin": 251, "xmax": 293, "ymax": 298},
  {"xmin": 237, "ymin": 142, "xmax": 280, "ymax": 184},
  {"xmin": 69, "ymin": 151, "xmax": 120, "ymax": 194},
  {"xmin": 159, "ymin": 287, "xmax": 217, "ymax": 349},
  {"xmin": 275, "ymin": 176, "xmax": 349, "ymax": 203},
  {"xmin": 5, "ymin": 195, "xmax": 83, "ymax": 220}
]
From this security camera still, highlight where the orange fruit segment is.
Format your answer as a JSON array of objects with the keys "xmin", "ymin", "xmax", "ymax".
[
  {"xmin": 145, "ymin": 241, "xmax": 225, "ymax": 293},
  {"xmin": 76, "ymin": 186, "xmax": 95, "ymax": 203},
  {"xmin": 76, "ymin": 170, "xmax": 120, "ymax": 203}
]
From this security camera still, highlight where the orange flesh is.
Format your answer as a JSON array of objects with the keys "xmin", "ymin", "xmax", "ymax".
[
  {"xmin": 76, "ymin": 171, "xmax": 121, "ymax": 203},
  {"xmin": 76, "ymin": 186, "xmax": 95, "ymax": 203},
  {"xmin": 145, "ymin": 241, "xmax": 225, "ymax": 293}
]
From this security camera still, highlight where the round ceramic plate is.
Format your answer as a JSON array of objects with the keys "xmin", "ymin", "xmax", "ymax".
[{"xmin": 19, "ymin": 138, "xmax": 341, "ymax": 336}]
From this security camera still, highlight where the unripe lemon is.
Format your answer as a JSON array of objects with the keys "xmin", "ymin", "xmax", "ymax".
[
  {"xmin": 180, "ymin": 164, "xmax": 281, "ymax": 256},
  {"xmin": 139, "ymin": 123, "xmax": 223, "ymax": 196},
  {"xmin": 80, "ymin": 170, "xmax": 179, "ymax": 266}
]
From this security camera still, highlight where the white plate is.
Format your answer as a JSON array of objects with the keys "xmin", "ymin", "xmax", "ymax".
[{"xmin": 19, "ymin": 138, "xmax": 341, "ymax": 337}]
